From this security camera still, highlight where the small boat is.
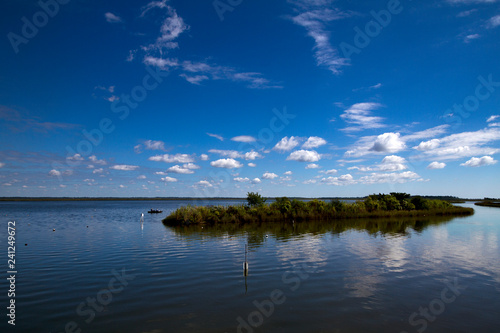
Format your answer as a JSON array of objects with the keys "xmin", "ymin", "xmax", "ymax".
[{"xmin": 148, "ymin": 209, "xmax": 163, "ymax": 214}]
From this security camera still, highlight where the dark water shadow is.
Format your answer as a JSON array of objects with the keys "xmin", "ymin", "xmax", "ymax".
[{"xmin": 163, "ymin": 215, "xmax": 465, "ymax": 246}]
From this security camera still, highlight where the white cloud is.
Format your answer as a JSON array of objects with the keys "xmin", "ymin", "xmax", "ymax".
[
  {"xmin": 67, "ymin": 154, "xmax": 84, "ymax": 161},
  {"xmin": 324, "ymin": 169, "xmax": 337, "ymax": 175},
  {"xmin": 427, "ymin": 162, "xmax": 446, "ymax": 169},
  {"xmin": 161, "ymin": 176, "xmax": 178, "ymax": 183},
  {"xmin": 290, "ymin": 2, "xmax": 351, "ymax": 74},
  {"xmin": 234, "ymin": 177, "xmax": 250, "ymax": 183},
  {"xmin": 208, "ymin": 149, "xmax": 241, "ymax": 159},
  {"xmin": 119, "ymin": 185, "xmax": 126, "ymax": 188},
  {"xmin": 167, "ymin": 165, "xmax": 195, "ymax": 174},
  {"xmin": 414, "ymin": 139, "xmax": 440, "ymax": 151},
  {"xmin": 412, "ymin": 127, "xmax": 500, "ymax": 161},
  {"xmin": 340, "ymin": 103, "xmax": 386, "ymax": 132},
  {"xmin": 196, "ymin": 180, "xmax": 212, "ymax": 187},
  {"xmin": 370, "ymin": 133, "xmax": 406, "ymax": 153},
  {"xmin": 248, "ymin": 163, "xmax": 257, "ymax": 167},
  {"xmin": 210, "ymin": 158, "xmax": 243, "ymax": 169},
  {"xmin": 89, "ymin": 155, "xmax": 107, "ymax": 165},
  {"xmin": 303, "ymin": 179, "xmax": 317, "ymax": 184},
  {"xmin": 231, "ymin": 135, "xmax": 256, "ymax": 143},
  {"xmin": 141, "ymin": 3, "xmax": 188, "ymax": 51},
  {"xmin": 252, "ymin": 178, "xmax": 262, "ymax": 184},
  {"xmin": 149, "ymin": 153, "xmax": 195, "ymax": 163},
  {"xmin": 143, "ymin": 56, "xmax": 179, "ymax": 69},
  {"xmin": 244, "ymin": 151, "xmax": 262, "ymax": 160},
  {"xmin": 262, "ymin": 172, "xmax": 278, "ymax": 179},
  {"xmin": 183, "ymin": 163, "xmax": 200, "ymax": 170},
  {"xmin": 200, "ymin": 154, "xmax": 209, "ymax": 161},
  {"xmin": 273, "ymin": 136, "xmax": 301, "ymax": 152},
  {"xmin": 207, "ymin": 133, "xmax": 224, "ymax": 141},
  {"xmin": 284, "ymin": 171, "xmax": 293, "ymax": 175},
  {"xmin": 287, "ymin": 150, "xmax": 321, "ymax": 162},
  {"xmin": 464, "ymin": 34, "xmax": 481, "ymax": 42},
  {"xmin": 143, "ymin": 140, "xmax": 165, "ymax": 150},
  {"xmin": 321, "ymin": 174, "xmax": 355, "ymax": 186},
  {"xmin": 93, "ymin": 168, "xmax": 104, "ymax": 174},
  {"xmin": 302, "ymin": 136, "xmax": 327, "ymax": 149},
  {"xmin": 460, "ymin": 156, "xmax": 497, "ymax": 167},
  {"xmin": 0, "ymin": 162, "xmax": 5, "ymax": 168},
  {"xmin": 137, "ymin": 175, "xmax": 147, "ymax": 179},
  {"xmin": 487, "ymin": 115, "xmax": 499, "ymax": 122},
  {"xmin": 105, "ymin": 12, "xmax": 122, "ymax": 23},
  {"xmin": 49, "ymin": 169, "xmax": 61, "ymax": 177},
  {"xmin": 306, "ymin": 163, "xmax": 320, "ymax": 169},
  {"xmin": 487, "ymin": 15, "xmax": 500, "ymax": 28},
  {"xmin": 110, "ymin": 165, "xmax": 139, "ymax": 171},
  {"xmin": 359, "ymin": 171, "xmax": 422, "ymax": 184},
  {"xmin": 378, "ymin": 155, "xmax": 407, "ymax": 171}
]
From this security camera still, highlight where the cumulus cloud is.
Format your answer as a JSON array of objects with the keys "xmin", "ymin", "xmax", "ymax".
[
  {"xmin": 89, "ymin": 155, "xmax": 107, "ymax": 165},
  {"xmin": 93, "ymin": 168, "xmax": 104, "ymax": 174},
  {"xmin": 149, "ymin": 153, "xmax": 195, "ymax": 163},
  {"xmin": 287, "ymin": 150, "xmax": 321, "ymax": 162},
  {"xmin": 427, "ymin": 162, "xmax": 446, "ymax": 169},
  {"xmin": 105, "ymin": 12, "xmax": 123, "ymax": 23},
  {"xmin": 161, "ymin": 176, "xmax": 178, "ymax": 182},
  {"xmin": 200, "ymin": 154, "xmax": 209, "ymax": 161},
  {"xmin": 302, "ymin": 136, "xmax": 327, "ymax": 149},
  {"xmin": 49, "ymin": 169, "xmax": 61, "ymax": 177},
  {"xmin": 67, "ymin": 154, "xmax": 84, "ymax": 161},
  {"xmin": 414, "ymin": 139, "xmax": 440, "ymax": 151},
  {"xmin": 196, "ymin": 180, "xmax": 212, "ymax": 187},
  {"xmin": 137, "ymin": 175, "xmax": 147, "ymax": 179},
  {"xmin": 460, "ymin": 156, "xmax": 497, "ymax": 167},
  {"xmin": 359, "ymin": 171, "xmax": 422, "ymax": 184},
  {"xmin": 234, "ymin": 177, "xmax": 250, "ymax": 183},
  {"xmin": 210, "ymin": 158, "xmax": 243, "ymax": 169},
  {"xmin": 306, "ymin": 163, "xmax": 320, "ymax": 169},
  {"xmin": 110, "ymin": 165, "xmax": 139, "ymax": 171},
  {"xmin": 248, "ymin": 163, "xmax": 257, "ymax": 167},
  {"xmin": 273, "ymin": 136, "xmax": 301, "ymax": 152},
  {"xmin": 262, "ymin": 172, "xmax": 278, "ymax": 179},
  {"xmin": 321, "ymin": 174, "xmax": 355, "ymax": 186},
  {"xmin": 370, "ymin": 133, "xmax": 406, "ymax": 153},
  {"xmin": 324, "ymin": 169, "xmax": 337, "ymax": 175},
  {"xmin": 284, "ymin": 171, "xmax": 293, "ymax": 175},
  {"xmin": 231, "ymin": 135, "xmax": 256, "ymax": 143},
  {"xmin": 378, "ymin": 155, "xmax": 407, "ymax": 171},
  {"xmin": 252, "ymin": 178, "xmax": 262, "ymax": 184},
  {"xmin": 340, "ymin": 103, "xmax": 386, "ymax": 132},
  {"xmin": 167, "ymin": 165, "xmax": 195, "ymax": 174},
  {"xmin": 208, "ymin": 149, "xmax": 241, "ymax": 159}
]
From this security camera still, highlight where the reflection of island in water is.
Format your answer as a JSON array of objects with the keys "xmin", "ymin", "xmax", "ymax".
[{"xmin": 164, "ymin": 215, "xmax": 464, "ymax": 245}]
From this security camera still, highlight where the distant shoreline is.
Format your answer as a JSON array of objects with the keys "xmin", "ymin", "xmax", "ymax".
[{"xmin": 0, "ymin": 197, "xmax": 482, "ymax": 202}]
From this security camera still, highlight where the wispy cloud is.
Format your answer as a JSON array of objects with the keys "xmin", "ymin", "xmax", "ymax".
[
  {"xmin": 340, "ymin": 103, "xmax": 386, "ymax": 132},
  {"xmin": 208, "ymin": 149, "xmax": 262, "ymax": 160},
  {"xmin": 207, "ymin": 133, "xmax": 224, "ymax": 141},
  {"xmin": 0, "ymin": 106, "xmax": 79, "ymax": 133},
  {"xmin": 289, "ymin": 0, "xmax": 351, "ymax": 74},
  {"xmin": 487, "ymin": 15, "xmax": 500, "ymax": 28},
  {"xmin": 148, "ymin": 153, "xmax": 195, "ymax": 163},
  {"xmin": 110, "ymin": 165, "xmax": 139, "ymax": 171},
  {"xmin": 105, "ymin": 12, "xmax": 123, "ymax": 23},
  {"xmin": 231, "ymin": 135, "xmax": 256, "ymax": 143}
]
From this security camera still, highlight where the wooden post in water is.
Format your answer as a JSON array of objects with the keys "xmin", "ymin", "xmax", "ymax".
[{"xmin": 243, "ymin": 243, "xmax": 249, "ymax": 276}]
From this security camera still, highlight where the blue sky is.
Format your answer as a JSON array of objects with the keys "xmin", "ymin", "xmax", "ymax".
[{"xmin": 1, "ymin": 0, "xmax": 499, "ymax": 198}]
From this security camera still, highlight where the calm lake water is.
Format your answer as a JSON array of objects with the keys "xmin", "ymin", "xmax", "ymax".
[{"xmin": 1, "ymin": 200, "xmax": 499, "ymax": 333}]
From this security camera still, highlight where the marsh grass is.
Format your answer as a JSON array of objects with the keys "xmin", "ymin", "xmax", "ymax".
[{"xmin": 163, "ymin": 193, "xmax": 474, "ymax": 226}]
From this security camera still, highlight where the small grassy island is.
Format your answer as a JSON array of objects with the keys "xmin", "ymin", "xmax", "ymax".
[
  {"xmin": 475, "ymin": 198, "xmax": 500, "ymax": 208},
  {"xmin": 163, "ymin": 192, "xmax": 474, "ymax": 226}
]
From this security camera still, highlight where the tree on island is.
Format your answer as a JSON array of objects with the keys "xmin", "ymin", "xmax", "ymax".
[{"xmin": 246, "ymin": 192, "xmax": 266, "ymax": 207}]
